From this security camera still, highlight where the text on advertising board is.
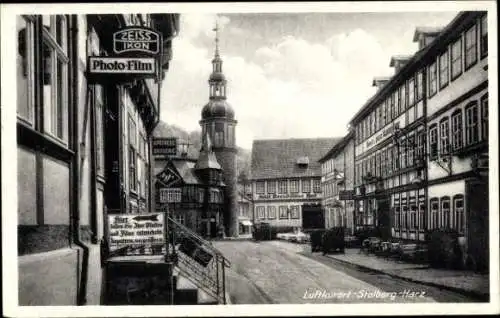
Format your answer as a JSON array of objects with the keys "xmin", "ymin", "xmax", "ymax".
[
  {"xmin": 152, "ymin": 137, "xmax": 177, "ymax": 156},
  {"xmin": 113, "ymin": 27, "xmax": 161, "ymax": 55},
  {"xmin": 108, "ymin": 213, "xmax": 165, "ymax": 250},
  {"xmin": 88, "ymin": 57, "xmax": 156, "ymax": 74}
]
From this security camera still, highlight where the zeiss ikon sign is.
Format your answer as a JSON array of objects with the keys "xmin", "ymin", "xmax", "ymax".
[{"xmin": 113, "ymin": 27, "xmax": 161, "ymax": 55}]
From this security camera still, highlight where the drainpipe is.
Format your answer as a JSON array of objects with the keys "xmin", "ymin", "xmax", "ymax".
[{"xmin": 70, "ymin": 14, "xmax": 90, "ymax": 306}]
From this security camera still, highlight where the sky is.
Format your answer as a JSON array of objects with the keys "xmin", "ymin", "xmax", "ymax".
[{"xmin": 160, "ymin": 11, "xmax": 459, "ymax": 149}]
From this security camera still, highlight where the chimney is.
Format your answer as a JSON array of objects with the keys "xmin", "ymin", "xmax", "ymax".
[
  {"xmin": 413, "ymin": 26, "xmax": 443, "ymax": 50},
  {"xmin": 390, "ymin": 55, "xmax": 412, "ymax": 74},
  {"xmin": 372, "ymin": 76, "xmax": 391, "ymax": 91}
]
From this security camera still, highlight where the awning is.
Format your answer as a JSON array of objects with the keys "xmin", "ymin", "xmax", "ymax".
[{"xmin": 240, "ymin": 220, "xmax": 253, "ymax": 226}]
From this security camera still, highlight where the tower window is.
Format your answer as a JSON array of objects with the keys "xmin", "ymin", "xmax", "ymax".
[{"xmin": 214, "ymin": 122, "xmax": 224, "ymax": 147}]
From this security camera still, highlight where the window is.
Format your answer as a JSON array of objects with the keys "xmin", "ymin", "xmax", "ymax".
[
  {"xmin": 267, "ymin": 180, "xmax": 276, "ymax": 193},
  {"xmin": 465, "ymin": 102, "xmax": 479, "ymax": 145},
  {"xmin": 313, "ymin": 179, "xmax": 321, "ymax": 193},
  {"xmin": 441, "ymin": 197, "xmax": 451, "ymax": 228},
  {"xmin": 401, "ymin": 205, "xmax": 408, "ymax": 229},
  {"xmin": 371, "ymin": 112, "xmax": 376, "ymax": 136},
  {"xmin": 465, "ymin": 24, "xmax": 477, "ymax": 69},
  {"xmin": 290, "ymin": 206, "xmax": 300, "ymax": 219},
  {"xmin": 394, "ymin": 206, "xmax": 400, "ymax": 229},
  {"xmin": 160, "ymin": 188, "xmax": 182, "ymax": 203},
  {"xmin": 378, "ymin": 104, "xmax": 384, "ymax": 128},
  {"xmin": 256, "ymin": 181, "xmax": 265, "ymax": 194},
  {"xmin": 395, "ymin": 90, "xmax": 400, "ymax": 118},
  {"xmin": 453, "ymin": 195, "xmax": 465, "ymax": 233},
  {"xmin": 439, "ymin": 117, "xmax": 450, "ymax": 155},
  {"xmin": 416, "ymin": 130, "xmax": 425, "ymax": 162},
  {"xmin": 400, "ymin": 139, "xmax": 407, "ymax": 169},
  {"xmin": 480, "ymin": 14, "xmax": 488, "ymax": 57},
  {"xmin": 451, "ymin": 38, "xmax": 462, "ymax": 79},
  {"xmin": 416, "ymin": 71, "xmax": 423, "ymax": 102},
  {"xmin": 279, "ymin": 206, "xmax": 288, "ymax": 219},
  {"xmin": 42, "ymin": 15, "xmax": 69, "ymax": 143},
  {"xmin": 290, "ymin": 179, "xmax": 299, "ymax": 193},
  {"xmin": 439, "ymin": 51, "xmax": 449, "ymax": 88},
  {"xmin": 278, "ymin": 180, "xmax": 288, "ymax": 194},
  {"xmin": 257, "ymin": 206, "xmax": 265, "ymax": 219},
  {"xmin": 17, "ymin": 16, "xmax": 35, "ymax": 125},
  {"xmin": 429, "ymin": 124, "xmax": 438, "ymax": 159},
  {"xmin": 302, "ymin": 179, "xmax": 311, "ymax": 193},
  {"xmin": 418, "ymin": 203, "xmax": 425, "ymax": 230},
  {"xmin": 481, "ymin": 95, "xmax": 488, "ymax": 141},
  {"xmin": 408, "ymin": 77, "xmax": 415, "ymax": 106},
  {"xmin": 400, "ymin": 84, "xmax": 407, "ymax": 112},
  {"xmin": 267, "ymin": 206, "xmax": 276, "ymax": 219},
  {"xmin": 430, "ymin": 198, "xmax": 439, "ymax": 229},
  {"xmin": 390, "ymin": 94, "xmax": 396, "ymax": 122},
  {"xmin": 428, "ymin": 61, "xmax": 438, "ymax": 96},
  {"xmin": 410, "ymin": 204, "xmax": 417, "ymax": 229},
  {"xmin": 407, "ymin": 134, "xmax": 415, "ymax": 167},
  {"xmin": 214, "ymin": 122, "xmax": 224, "ymax": 147},
  {"xmin": 451, "ymin": 110, "xmax": 463, "ymax": 151},
  {"xmin": 383, "ymin": 99, "xmax": 389, "ymax": 124},
  {"xmin": 128, "ymin": 115, "xmax": 137, "ymax": 192}
]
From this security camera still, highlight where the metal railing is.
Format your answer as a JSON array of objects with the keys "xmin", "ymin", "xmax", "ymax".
[{"xmin": 166, "ymin": 216, "xmax": 230, "ymax": 304}]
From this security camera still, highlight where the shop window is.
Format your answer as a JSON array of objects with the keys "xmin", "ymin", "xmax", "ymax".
[
  {"xmin": 257, "ymin": 206, "xmax": 265, "ymax": 219},
  {"xmin": 465, "ymin": 24, "xmax": 477, "ymax": 69},
  {"xmin": 439, "ymin": 117, "xmax": 450, "ymax": 155},
  {"xmin": 18, "ymin": 147, "xmax": 37, "ymax": 225},
  {"xmin": 430, "ymin": 198, "xmax": 439, "ymax": 229},
  {"xmin": 480, "ymin": 14, "xmax": 488, "ymax": 58},
  {"xmin": 256, "ymin": 181, "xmax": 265, "ymax": 194},
  {"xmin": 441, "ymin": 197, "xmax": 451, "ymax": 228},
  {"xmin": 450, "ymin": 37, "xmax": 462, "ymax": 80},
  {"xmin": 17, "ymin": 15, "xmax": 35, "ymax": 125},
  {"xmin": 267, "ymin": 206, "xmax": 276, "ymax": 219},
  {"xmin": 279, "ymin": 206, "xmax": 288, "ymax": 219},
  {"xmin": 429, "ymin": 124, "xmax": 438, "ymax": 159},
  {"xmin": 451, "ymin": 110, "xmax": 463, "ymax": 151},
  {"xmin": 428, "ymin": 61, "xmax": 438, "ymax": 97},
  {"xmin": 439, "ymin": 51, "xmax": 449, "ymax": 88},
  {"xmin": 453, "ymin": 194, "xmax": 465, "ymax": 234},
  {"xmin": 313, "ymin": 179, "xmax": 321, "ymax": 193},
  {"xmin": 278, "ymin": 180, "xmax": 288, "ymax": 194},
  {"xmin": 267, "ymin": 180, "xmax": 276, "ymax": 194},
  {"xmin": 290, "ymin": 206, "xmax": 300, "ymax": 219},
  {"xmin": 465, "ymin": 102, "xmax": 479, "ymax": 145},
  {"xmin": 290, "ymin": 179, "xmax": 299, "ymax": 193},
  {"xmin": 481, "ymin": 94, "xmax": 488, "ymax": 141}
]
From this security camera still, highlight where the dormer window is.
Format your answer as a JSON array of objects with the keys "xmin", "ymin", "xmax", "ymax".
[{"xmin": 296, "ymin": 156, "xmax": 309, "ymax": 167}]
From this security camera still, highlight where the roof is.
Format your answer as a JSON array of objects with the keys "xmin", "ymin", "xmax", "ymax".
[
  {"xmin": 250, "ymin": 138, "xmax": 341, "ymax": 180},
  {"xmin": 349, "ymin": 12, "xmax": 475, "ymax": 125},
  {"xmin": 413, "ymin": 26, "xmax": 444, "ymax": 42},
  {"xmin": 171, "ymin": 159, "xmax": 200, "ymax": 185},
  {"xmin": 318, "ymin": 131, "xmax": 354, "ymax": 163},
  {"xmin": 195, "ymin": 134, "xmax": 222, "ymax": 170},
  {"xmin": 389, "ymin": 55, "xmax": 412, "ymax": 67}
]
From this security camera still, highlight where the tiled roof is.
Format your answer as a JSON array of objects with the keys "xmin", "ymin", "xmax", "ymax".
[
  {"xmin": 250, "ymin": 137, "xmax": 342, "ymax": 180},
  {"xmin": 172, "ymin": 159, "xmax": 200, "ymax": 185}
]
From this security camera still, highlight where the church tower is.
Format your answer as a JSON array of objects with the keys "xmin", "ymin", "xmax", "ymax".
[{"xmin": 200, "ymin": 17, "xmax": 238, "ymax": 237}]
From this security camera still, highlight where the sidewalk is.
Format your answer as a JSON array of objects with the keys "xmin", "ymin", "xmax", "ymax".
[{"xmin": 326, "ymin": 248, "xmax": 490, "ymax": 300}]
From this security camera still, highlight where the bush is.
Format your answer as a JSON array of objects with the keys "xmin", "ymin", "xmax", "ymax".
[{"xmin": 426, "ymin": 228, "xmax": 463, "ymax": 269}]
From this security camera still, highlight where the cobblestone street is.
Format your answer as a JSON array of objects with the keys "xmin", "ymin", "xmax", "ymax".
[{"xmin": 213, "ymin": 240, "xmax": 474, "ymax": 304}]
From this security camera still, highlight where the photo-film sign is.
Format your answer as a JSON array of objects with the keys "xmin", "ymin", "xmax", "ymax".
[
  {"xmin": 87, "ymin": 26, "xmax": 162, "ymax": 82},
  {"xmin": 107, "ymin": 213, "xmax": 165, "ymax": 250}
]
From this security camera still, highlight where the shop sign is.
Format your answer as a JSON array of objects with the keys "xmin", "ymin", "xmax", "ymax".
[
  {"xmin": 339, "ymin": 190, "xmax": 355, "ymax": 200},
  {"xmin": 152, "ymin": 137, "xmax": 177, "ymax": 156},
  {"xmin": 113, "ymin": 27, "xmax": 161, "ymax": 55},
  {"xmin": 156, "ymin": 166, "xmax": 181, "ymax": 187},
  {"xmin": 88, "ymin": 57, "xmax": 156, "ymax": 75},
  {"xmin": 107, "ymin": 213, "xmax": 165, "ymax": 252}
]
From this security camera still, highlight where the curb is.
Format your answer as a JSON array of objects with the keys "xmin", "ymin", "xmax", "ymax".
[{"xmin": 327, "ymin": 255, "xmax": 489, "ymax": 301}]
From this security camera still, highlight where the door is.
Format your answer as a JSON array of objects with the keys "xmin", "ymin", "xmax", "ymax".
[{"xmin": 466, "ymin": 179, "xmax": 489, "ymax": 272}]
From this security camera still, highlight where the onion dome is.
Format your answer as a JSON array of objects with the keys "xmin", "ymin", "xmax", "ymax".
[{"xmin": 201, "ymin": 99, "xmax": 235, "ymax": 120}]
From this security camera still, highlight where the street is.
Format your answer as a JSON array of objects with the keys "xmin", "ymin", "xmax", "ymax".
[{"xmin": 213, "ymin": 240, "xmax": 475, "ymax": 304}]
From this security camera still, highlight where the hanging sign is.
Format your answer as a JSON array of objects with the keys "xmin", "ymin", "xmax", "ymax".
[
  {"xmin": 88, "ymin": 57, "xmax": 156, "ymax": 75},
  {"xmin": 113, "ymin": 27, "xmax": 161, "ymax": 55},
  {"xmin": 152, "ymin": 137, "xmax": 177, "ymax": 156}
]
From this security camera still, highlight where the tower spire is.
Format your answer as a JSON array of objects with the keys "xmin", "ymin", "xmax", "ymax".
[{"xmin": 213, "ymin": 15, "xmax": 220, "ymax": 57}]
